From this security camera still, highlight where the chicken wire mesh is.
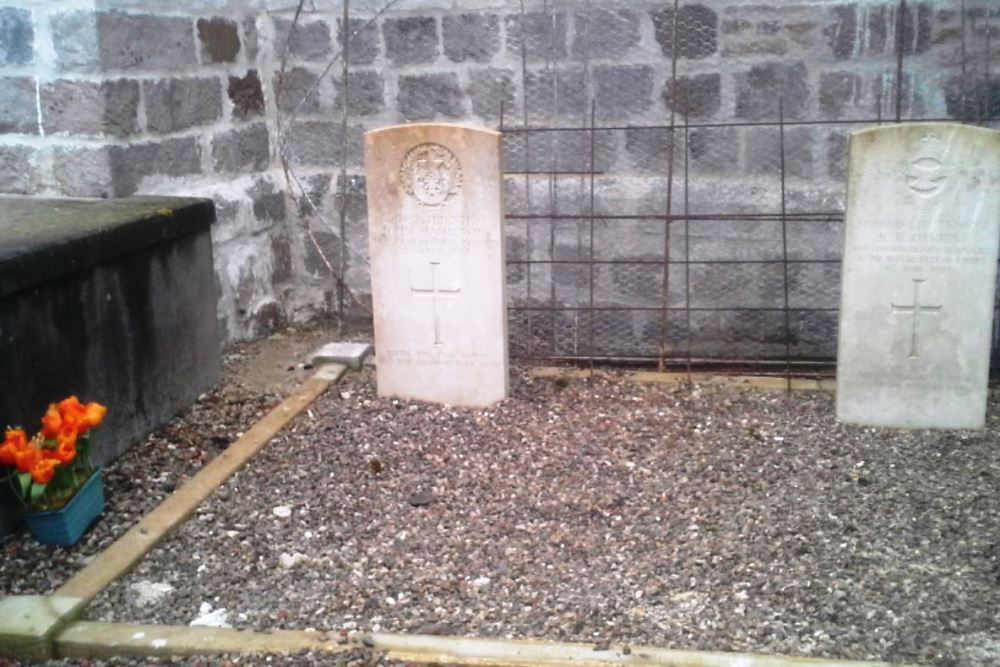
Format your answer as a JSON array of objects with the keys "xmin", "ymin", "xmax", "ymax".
[
  {"xmin": 501, "ymin": 0, "xmax": 1000, "ymax": 381},
  {"xmin": 273, "ymin": 0, "xmax": 1000, "ymax": 380}
]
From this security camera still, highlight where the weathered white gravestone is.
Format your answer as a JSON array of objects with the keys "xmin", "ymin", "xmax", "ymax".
[
  {"xmin": 837, "ymin": 123, "xmax": 1000, "ymax": 428},
  {"xmin": 365, "ymin": 123, "xmax": 508, "ymax": 406}
]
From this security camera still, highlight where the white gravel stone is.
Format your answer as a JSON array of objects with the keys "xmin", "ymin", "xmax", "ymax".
[{"xmin": 129, "ymin": 580, "xmax": 175, "ymax": 607}]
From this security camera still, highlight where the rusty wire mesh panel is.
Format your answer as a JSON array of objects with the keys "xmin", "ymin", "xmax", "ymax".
[{"xmin": 502, "ymin": 0, "xmax": 999, "ymax": 379}]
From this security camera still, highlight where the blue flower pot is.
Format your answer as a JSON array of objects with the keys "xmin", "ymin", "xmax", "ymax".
[{"xmin": 23, "ymin": 469, "xmax": 104, "ymax": 546}]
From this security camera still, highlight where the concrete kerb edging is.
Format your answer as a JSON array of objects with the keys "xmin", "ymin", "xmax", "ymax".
[
  {"xmin": 51, "ymin": 622, "xmax": 913, "ymax": 667},
  {"xmin": 0, "ymin": 362, "xmax": 348, "ymax": 661}
]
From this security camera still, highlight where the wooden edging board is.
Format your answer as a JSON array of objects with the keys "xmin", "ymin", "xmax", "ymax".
[
  {"xmin": 53, "ymin": 623, "xmax": 911, "ymax": 667},
  {"xmin": 54, "ymin": 364, "xmax": 347, "ymax": 605}
]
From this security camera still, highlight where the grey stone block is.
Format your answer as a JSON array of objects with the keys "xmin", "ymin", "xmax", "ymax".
[
  {"xmin": 334, "ymin": 173, "xmax": 367, "ymax": 222},
  {"xmin": 757, "ymin": 20, "xmax": 782, "ymax": 35},
  {"xmin": 684, "ymin": 219, "xmax": 783, "ymax": 262},
  {"xmin": 610, "ymin": 261, "xmax": 664, "ymax": 304},
  {"xmin": 789, "ymin": 310, "xmax": 837, "ymax": 357},
  {"xmin": 651, "ymin": 5, "xmax": 717, "ymax": 59},
  {"xmin": 663, "ymin": 72, "xmax": 720, "ymax": 119},
  {"xmin": 334, "ymin": 69, "xmax": 385, "ymax": 117},
  {"xmin": 505, "ymin": 12, "xmax": 566, "ymax": 61},
  {"xmin": 524, "ymin": 67, "xmax": 587, "ymax": 119},
  {"xmin": 274, "ymin": 66, "xmax": 322, "ymax": 113},
  {"xmin": 944, "ymin": 74, "xmax": 1000, "ymax": 120},
  {"xmin": 744, "ymin": 126, "xmax": 815, "ymax": 179},
  {"xmin": 787, "ymin": 261, "xmax": 840, "ymax": 309},
  {"xmin": 468, "ymin": 68, "xmax": 515, "ymax": 120},
  {"xmin": 572, "ymin": 8, "xmax": 640, "ymax": 59},
  {"xmin": 443, "ymin": 14, "xmax": 500, "ymax": 63},
  {"xmin": 98, "ymin": 12, "xmax": 197, "ymax": 70},
  {"xmin": 52, "ymin": 146, "xmax": 114, "ymax": 198},
  {"xmin": 901, "ymin": 2, "xmax": 932, "ymax": 55},
  {"xmin": 398, "ymin": 73, "xmax": 464, "ymax": 120},
  {"xmin": 823, "ymin": 4, "xmax": 909, "ymax": 59},
  {"xmin": 143, "ymin": 77, "xmax": 222, "ymax": 133},
  {"xmin": 872, "ymin": 70, "xmax": 929, "ymax": 119},
  {"xmin": 295, "ymin": 173, "xmax": 332, "ymax": 216},
  {"xmin": 824, "ymin": 4, "xmax": 857, "ymax": 59},
  {"xmin": 197, "ymin": 17, "xmax": 240, "ymax": 64},
  {"xmin": 0, "ymin": 145, "xmax": 37, "ymax": 194},
  {"xmin": 0, "ymin": 7, "xmax": 33, "ymax": 66},
  {"xmin": 213, "ymin": 123, "xmax": 269, "ymax": 173},
  {"xmin": 0, "ymin": 77, "xmax": 36, "ymax": 135},
  {"xmin": 243, "ymin": 16, "xmax": 259, "ymax": 62},
  {"xmin": 287, "ymin": 121, "xmax": 364, "ymax": 168},
  {"xmin": 109, "ymin": 137, "xmax": 202, "ymax": 196},
  {"xmin": 734, "ymin": 62, "xmax": 809, "ymax": 120},
  {"xmin": 273, "ymin": 17, "xmax": 330, "ymax": 61},
  {"xmin": 338, "ymin": 18, "xmax": 380, "ymax": 65},
  {"xmin": 594, "ymin": 65, "xmax": 654, "ymax": 120},
  {"xmin": 228, "ymin": 70, "xmax": 265, "ymax": 120},
  {"xmin": 41, "ymin": 79, "xmax": 139, "ymax": 137},
  {"xmin": 688, "ymin": 263, "xmax": 785, "ymax": 309},
  {"xmin": 271, "ymin": 230, "xmax": 293, "ymax": 284},
  {"xmin": 688, "ymin": 127, "xmax": 740, "ymax": 174},
  {"xmin": 624, "ymin": 128, "xmax": 673, "ymax": 173},
  {"xmin": 383, "ymin": 16, "xmax": 439, "ymax": 65},
  {"xmin": 504, "ymin": 127, "xmax": 617, "ymax": 174},
  {"xmin": 826, "ymin": 128, "xmax": 849, "ymax": 180},
  {"xmin": 819, "ymin": 71, "xmax": 863, "ymax": 119},
  {"xmin": 249, "ymin": 177, "xmax": 286, "ymax": 223},
  {"xmin": 51, "ymin": 11, "xmax": 99, "ymax": 71},
  {"xmin": 721, "ymin": 38, "xmax": 787, "ymax": 57}
]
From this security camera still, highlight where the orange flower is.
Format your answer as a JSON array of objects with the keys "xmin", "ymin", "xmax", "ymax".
[
  {"xmin": 82, "ymin": 402, "xmax": 107, "ymax": 430},
  {"xmin": 58, "ymin": 396, "xmax": 87, "ymax": 431},
  {"xmin": 4, "ymin": 428, "xmax": 28, "ymax": 450},
  {"xmin": 41, "ymin": 405, "xmax": 63, "ymax": 439},
  {"xmin": 0, "ymin": 441, "xmax": 17, "ymax": 466},
  {"xmin": 57, "ymin": 424, "xmax": 77, "ymax": 449},
  {"xmin": 29, "ymin": 458, "xmax": 56, "ymax": 485},
  {"xmin": 52, "ymin": 439, "xmax": 76, "ymax": 464},
  {"xmin": 14, "ymin": 445, "xmax": 41, "ymax": 473}
]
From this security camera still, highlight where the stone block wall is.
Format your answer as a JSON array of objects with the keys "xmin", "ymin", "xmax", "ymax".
[
  {"xmin": 0, "ymin": 1, "xmax": 288, "ymax": 342},
  {"xmin": 1, "ymin": 0, "xmax": 996, "ymax": 359}
]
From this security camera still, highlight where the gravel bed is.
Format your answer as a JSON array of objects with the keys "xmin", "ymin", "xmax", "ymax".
[
  {"xmin": 77, "ymin": 368, "xmax": 1000, "ymax": 666},
  {"xmin": 1, "ymin": 647, "xmax": 408, "ymax": 667},
  {"xmin": 0, "ymin": 345, "xmax": 288, "ymax": 596}
]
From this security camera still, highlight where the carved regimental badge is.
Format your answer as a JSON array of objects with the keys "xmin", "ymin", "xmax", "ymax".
[
  {"xmin": 399, "ymin": 143, "xmax": 463, "ymax": 207},
  {"xmin": 906, "ymin": 132, "xmax": 948, "ymax": 198}
]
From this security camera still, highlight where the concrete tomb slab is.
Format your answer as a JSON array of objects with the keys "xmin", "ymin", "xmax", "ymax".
[
  {"xmin": 364, "ymin": 123, "xmax": 508, "ymax": 407},
  {"xmin": 836, "ymin": 123, "xmax": 1000, "ymax": 429}
]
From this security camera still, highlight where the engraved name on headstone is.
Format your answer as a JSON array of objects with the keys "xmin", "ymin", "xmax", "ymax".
[
  {"xmin": 365, "ymin": 124, "xmax": 508, "ymax": 407},
  {"xmin": 837, "ymin": 123, "xmax": 1000, "ymax": 429}
]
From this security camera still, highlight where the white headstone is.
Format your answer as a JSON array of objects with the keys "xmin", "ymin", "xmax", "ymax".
[
  {"xmin": 837, "ymin": 123, "xmax": 1000, "ymax": 429},
  {"xmin": 364, "ymin": 123, "xmax": 508, "ymax": 407}
]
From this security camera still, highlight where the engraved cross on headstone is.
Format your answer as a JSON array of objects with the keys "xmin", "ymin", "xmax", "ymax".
[
  {"xmin": 411, "ymin": 261, "xmax": 461, "ymax": 346},
  {"xmin": 891, "ymin": 278, "xmax": 942, "ymax": 358}
]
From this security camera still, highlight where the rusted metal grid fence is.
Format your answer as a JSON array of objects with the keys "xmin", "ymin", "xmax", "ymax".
[{"xmin": 500, "ymin": 0, "xmax": 999, "ymax": 383}]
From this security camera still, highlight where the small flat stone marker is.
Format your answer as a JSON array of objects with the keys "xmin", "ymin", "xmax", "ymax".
[
  {"xmin": 311, "ymin": 342, "xmax": 372, "ymax": 369},
  {"xmin": 836, "ymin": 123, "xmax": 1000, "ymax": 429},
  {"xmin": 365, "ymin": 123, "xmax": 508, "ymax": 407}
]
